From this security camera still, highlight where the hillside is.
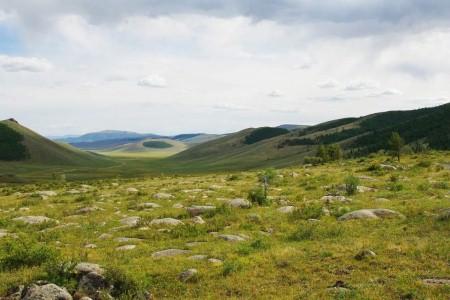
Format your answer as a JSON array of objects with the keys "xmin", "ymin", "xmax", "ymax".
[
  {"xmin": 0, "ymin": 119, "xmax": 113, "ymax": 166},
  {"xmin": 57, "ymin": 130, "xmax": 161, "ymax": 143},
  {"xmin": 170, "ymin": 103, "xmax": 450, "ymax": 170}
]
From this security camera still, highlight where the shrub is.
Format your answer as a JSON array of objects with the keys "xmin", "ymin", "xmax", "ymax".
[
  {"xmin": 303, "ymin": 156, "xmax": 323, "ymax": 166},
  {"xmin": 417, "ymin": 160, "xmax": 432, "ymax": 168},
  {"xmin": 389, "ymin": 182, "xmax": 404, "ymax": 191},
  {"xmin": 106, "ymin": 266, "xmax": 140, "ymax": 297},
  {"xmin": 417, "ymin": 182, "xmax": 431, "ymax": 192},
  {"xmin": 257, "ymin": 168, "xmax": 277, "ymax": 185},
  {"xmin": 45, "ymin": 259, "xmax": 78, "ymax": 288},
  {"xmin": 367, "ymin": 163, "xmax": 382, "ymax": 171},
  {"xmin": 344, "ymin": 175, "xmax": 360, "ymax": 196},
  {"xmin": 290, "ymin": 203, "xmax": 324, "ymax": 221},
  {"xmin": 390, "ymin": 173, "xmax": 400, "ymax": 182},
  {"xmin": 222, "ymin": 260, "xmax": 244, "ymax": 276},
  {"xmin": 247, "ymin": 187, "xmax": 270, "ymax": 206},
  {"xmin": 433, "ymin": 182, "xmax": 449, "ymax": 189}
]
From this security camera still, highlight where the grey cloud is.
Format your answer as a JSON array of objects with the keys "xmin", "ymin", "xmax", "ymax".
[{"xmin": 0, "ymin": 55, "xmax": 52, "ymax": 72}]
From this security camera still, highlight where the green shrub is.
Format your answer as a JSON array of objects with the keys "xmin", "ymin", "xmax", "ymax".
[
  {"xmin": 433, "ymin": 182, "xmax": 448, "ymax": 189},
  {"xmin": 344, "ymin": 175, "xmax": 360, "ymax": 195},
  {"xmin": 0, "ymin": 238, "xmax": 59, "ymax": 271},
  {"xmin": 304, "ymin": 156, "xmax": 323, "ymax": 166},
  {"xmin": 247, "ymin": 187, "xmax": 270, "ymax": 206},
  {"xmin": 222, "ymin": 260, "xmax": 244, "ymax": 276},
  {"xmin": 417, "ymin": 182, "xmax": 431, "ymax": 192},
  {"xmin": 45, "ymin": 259, "xmax": 78, "ymax": 288},
  {"xmin": 389, "ymin": 182, "xmax": 404, "ymax": 191},
  {"xmin": 257, "ymin": 168, "xmax": 277, "ymax": 185},
  {"xmin": 367, "ymin": 163, "xmax": 382, "ymax": 171},
  {"xmin": 290, "ymin": 203, "xmax": 324, "ymax": 221},
  {"xmin": 417, "ymin": 160, "xmax": 432, "ymax": 168},
  {"xmin": 390, "ymin": 173, "xmax": 400, "ymax": 182},
  {"xmin": 106, "ymin": 266, "xmax": 140, "ymax": 297}
]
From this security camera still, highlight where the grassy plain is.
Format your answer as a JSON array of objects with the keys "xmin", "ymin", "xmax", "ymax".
[{"xmin": 0, "ymin": 152, "xmax": 449, "ymax": 299}]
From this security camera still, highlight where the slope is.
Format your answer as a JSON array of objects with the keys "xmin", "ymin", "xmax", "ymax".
[{"xmin": 0, "ymin": 119, "xmax": 113, "ymax": 166}]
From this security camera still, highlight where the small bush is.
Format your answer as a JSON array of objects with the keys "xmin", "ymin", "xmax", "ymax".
[
  {"xmin": 106, "ymin": 266, "xmax": 140, "ymax": 297},
  {"xmin": 417, "ymin": 160, "xmax": 432, "ymax": 168},
  {"xmin": 304, "ymin": 156, "xmax": 323, "ymax": 166},
  {"xmin": 390, "ymin": 173, "xmax": 400, "ymax": 182},
  {"xmin": 389, "ymin": 182, "xmax": 404, "ymax": 191},
  {"xmin": 222, "ymin": 261, "xmax": 244, "ymax": 276},
  {"xmin": 367, "ymin": 163, "xmax": 382, "ymax": 171},
  {"xmin": 290, "ymin": 203, "xmax": 324, "ymax": 221},
  {"xmin": 433, "ymin": 182, "xmax": 448, "ymax": 189},
  {"xmin": 257, "ymin": 168, "xmax": 277, "ymax": 185},
  {"xmin": 247, "ymin": 187, "xmax": 270, "ymax": 206},
  {"xmin": 45, "ymin": 259, "xmax": 78, "ymax": 288},
  {"xmin": 344, "ymin": 175, "xmax": 360, "ymax": 196},
  {"xmin": 417, "ymin": 182, "xmax": 431, "ymax": 192}
]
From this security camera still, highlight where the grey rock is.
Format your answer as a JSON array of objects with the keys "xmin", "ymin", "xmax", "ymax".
[
  {"xmin": 22, "ymin": 283, "xmax": 72, "ymax": 300},
  {"xmin": 338, "ymin": 209, "xmax": 404, "ymax": 221},
  {"xmin": 13, "ymin": 216, "xmax": 58, "ymax": 225},
  {"xmin": 126, "ymin": 187, "xmax": 139, "ymax": 193},
  {"xmin": 149, "ymin": 218, "xmax": 184, "ymax": 226},
  {"xmin": 151, "ymin": 249, "xmax": 189, "ymax": 258},
  {"xmin": 228, "ymin": 198, "xmax": 251, "ymax": 208},
  {"xmin": 355, "ymin": 249, "xmax": 377, "ymax": 260},
  {"xmin": 276, "ymin": 206, "xmax": 295, "ymax": 213},
  {"xmin": 98, "ymin": 233, "xmax": 113, "ymax": 240},
  {"xmin": 138, "ymin": 202, "xmax": 162, "ymax": 208},
  {"xmin": 321, "ymin": 195, "xmax": 351, "ymax": 204},
  {"xmin": 116, "ymin": 245, "xmax": 136, "ymax": 251},
  {"xmin": 380, "ymin": 164, "xmax": 397, "ymax": 171},
  {"xmin": 36, "ymin": 191, "xmax": 58, "ymax": 197},
  {"xmin": 191, "ymin": 216, "xmax": 205, "ymax": 224},
  {"xmin": 422, "ymin": 278, "xmax": 450, "ymax": 285},
  {"xmin": 153, "ymin": 192, "xmax": 174, "ymax": 199},
  {"xmin": 76, "ymin": 262, "xmax": 104, "ymax": 274},
  {"xmin": 357, "ymin": 186, "xmax": 377, "ymax": 193},
  {"xmin": 186, "ymin": 205, "xmax": 216, "ymax": 217},
  {"xmin": 78, "ymin": 272, "xmax": 112, "ymax": 296},
  {"xmin": 374, "ymin": 198, "xmax": 390, "ymax": 202},
  {"xmin": 120, "ymin": 216, "xmax": 141, "ymax": 226},
  {"xmin": 208, "ymin": 258, "xmax": 223, "ymax": 264},
  {"xmin": 114, "ymin": 237, "xmax": 143, "ymax": 242},
  {"xmin": 217, "ymin": 234, "xmax": 246, "ymax": 242},
  {"xmin": 179, "ymin": 269, "xmax": 197, "ymax": 282},
  {"xmin": 172, "ymin": 203, "xmax": 184, "ymax": 209},
  {"xmin": 77, "ymin": 206, "xmax": 103, "ymax": 214},
  {"xmin": 188, "ymin": 255, "xmax": 207, "ymax": 260}
]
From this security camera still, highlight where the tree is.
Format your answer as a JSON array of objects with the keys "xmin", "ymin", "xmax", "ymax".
[
  {"xmin": 316, "ymin": 143, "xmax": 329, "ymax": 164},
  {"xmin": 388, "ymin": 132, "xmax": 404, "ymax": 162},
  {"xmin": 327, "ymin": 143, "xmax": 343, "ymax": 161}
]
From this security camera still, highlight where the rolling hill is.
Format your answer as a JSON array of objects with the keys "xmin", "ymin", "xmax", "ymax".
[
  {"xmin": 170, "ymin": 103, "xmax": 450, "ymax": 170},
  {"xmin": 0, "ymin": 119, "xmax": 113, "ymax": 166},
  {"xmin": 56, "ymin": 130, "xmax": 162, "ymax": 143}
]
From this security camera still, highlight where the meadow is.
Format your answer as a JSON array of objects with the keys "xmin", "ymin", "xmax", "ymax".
[{"xmin": 0, "ymin": 152, "xmax": 449, "ymax": 299}]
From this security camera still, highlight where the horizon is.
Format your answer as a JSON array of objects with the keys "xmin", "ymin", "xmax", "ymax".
[{"xmin": 1, "ymin": 1, "xmax": 450, "ymax": 136}]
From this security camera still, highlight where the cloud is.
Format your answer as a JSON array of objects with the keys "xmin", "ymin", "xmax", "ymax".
[
  {"xmin": 344, "ymin": 79, "xmax": 379, "ymax": 91},
  {"xmin": 0, "ymin": 55, "xmax": 52, "ymax": 72},
  {"xmin": 270, "ymin": 108, "xmax": 301, "ymax": 114},
  {"xmin": 367, "ymin": 89, "xmax": 402, "ymax": 97},
  {"xmin": 318, "ymin": 79, "xmax": 340, "ymax": 89},
  {"xmin": 267, "ymin": 90, "xmax": 282, "ymax": 97},
  {"xmin": 310, "ymin": 96, "xmax": 347, "ymax": 102},
  {"xmin": 137, "ymin": 75, "xmax": 167, "ymax": 88},
  {"xmin": 213, "ymin": 102, "xmax": 248, "ymax": 111}
]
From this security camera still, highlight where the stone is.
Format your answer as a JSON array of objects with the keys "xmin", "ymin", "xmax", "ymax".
[
  {"xmin": 228, "ymin": 198, "xmax": 251, "ymax": 208},
  {"xmin": 422, "ymin": 278, "xmax": 450, "ymax": 285},
  {"xmin": 191, "ymin": 216, "xmax": 205, "ymax": 224},
  {"xmin": 173, "ymin": 203, "xmax": 184, "ymax": 208},
  {"xmin": 186, "ymin": 241, "xmax": 206, "ymax": 247},
  {"xmin": 380, "ymin": 164, "xmax": 397, "ymax": 171},
  {"xmin": 355, "ymin": 249, "xmax": 377, "ymax": 260},
  {"xmin": 114, "ymin": 237, "xmax": 143, "ymax": 242},
  {"xmin": 338, "ymin": 209, "xmax": 405, "ymax": 221},
  {"xmin": 276, "ymin": 206, "xmax": 295, "ymax": 213},
  {"xmin": 126, "ymin": 187, "xmax": 139, "ymax": 193},
  {"xmin": 77, "ymin": 206, "xmax": 103, "ymax": 214},
  {"xmin": 374, "ymin": 198, "xmax": 390, "ymax": 202},
  {"xmin": 138, "ymin": 202, "xmax": 162, "ymax": 208},
  {"xmin": 188, "ymin": 255, "xmax": 207, "ymax": 260},
  {"xmin": 179, "ymin": 269, "xmax": 197, "ymax": 282},
  {"xmin": 78, "ymin": 272, "xmax": 112, "ymax": 296},
  {"xmin": 186, "ymin": 205, "xmax": 216, "ymax": 217},
  {"xmin": 209, "ymin": 185, "xmax": 222, "ymax": 189},
  {"xmin": 98, "ymin": 233, "xmax": 112, "ymax": 240},
  {"xmin": 116, "ymin": 245, "xmax": 136, "ymax": 251},
  {"xmin": 120, "ymin": 216, "xmax": 141, "ymax": 226},
  {"xmin": 22, "ymin": 283, "xmax": 72, "ymax": 300},
  {"xmin": 151, "ymin": 249, "xmax": 189, "ymax": 258},
  {"xmin": 357, "ymin": 176, "xmax": 377, "ymax": 181},
  {"xmin": 326, "ymin": 281, "xmax": 351, "ymax": 293},
  {"xmin": 153, "ymin": 192, "xmax": 174, "ymax": 199},
  {"xmin": 208, "ymin": 258, "xmax": 223, "ymax": 265},
  {"xmin": 13, "ymin": 216, "xmax": 58, "ymax": 225},
  {"xmin": 37, "ymin": 191, "xmax": 58, "ymax": 197},
  {"xmin": 76, "ymin": 262, "xmax": 104, "ymax": 275},
  {"xmin": 84, "ymin": 243, "xmax": 97, "ymax": 249},
  {"xmin": 321, "ymin": 196, "xmax": 351, "ymax": 203},
  {"xmin": 247, "ymin": 213, "xmax": 262, "ymax": 222},
  {"xmin": 357, "ymin": 186, "xmax": 377, "ymax": 193},
  {"xmin": 217, "ymin": 234, "xmax": 246, "ymax": 242},
  {"xmin": 150, "ymin": 218, "xmax": 184, "ymax": 226}
]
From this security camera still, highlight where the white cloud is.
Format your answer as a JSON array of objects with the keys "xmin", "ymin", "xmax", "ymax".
[
  {"xmin": 318, "ymin": 79, "xmax": 340, "ymax": 89},
  {"xmin": 344, "ymin": 79, "xmax": 379, "ymax": 91},
  {"xmin": 137, "ymin": 75, "xmax": 168, "ymax": 88},
  {"xmin": 213, "ymin": 102, "xmax": 248, "ymax": 111},
  {"xmin": 267, "ymin": 91, "xmax": 282, "ymax": 97},
  {"xmin": 367, "ymin": 89, "xmax": 402, "ymax": 97},
  {"xmin": 0, "ymin": 55, "xmax": 52, "ymax": 72}
]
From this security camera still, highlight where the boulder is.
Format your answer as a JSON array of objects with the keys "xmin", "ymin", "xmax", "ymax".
[
  {"xmin": 191, "ymin": 216, "xmax": 205, "ymax": 224},
  {"xmin": 153, "ymin": 193, "xmax": 174, "ymax": 200},
  {"xmin": 217, "ymin": 234, "xmax": 246, "ymax": 242},
  {"xmin": 228, "ymin": 198, "xmax": 251, "ymax": 208},
  {"xmin": 338, "ymin": 209, "xmax": 404, "ymax": 221},
  {"xmin": 179, "ymin": 269, "xmax": 197, "ymax": 282},
  {"xmin": 276, "ymin": 206, "xmax": 295, "ymax": 213},
  {"xmin": 380, "ymin": 164, "xmax": 397, "ymax": 171},
  {"xmin": 13, "ymin": 216, "xmax": 58, "ymax": 225},
  {"xmin": 321, "ymin": 196, "xmax": 351, "ymax": 203},
  {"xmin": 116, "ymin": 245, "xmax": 136, "ymax": 251},
  {"xmin": 149, "ymin": 218, "xmax": 184, "ymax": 226},
  {"xmin": 186, "ymin": 205, "xmax": 216, "ymax": 217},
  {"xmin": 357, "ymin": 186, "xmax": 377, "ymax": 193},
  {"xmin": 22, "ymin": 283, "xmax": 72, "ymax": 300},
  {"xmin": 75, "ymin": 262, "xmax": 104, "ymax": 275},
  {"xmin": 120, "ymin": 216, "xmax": 141, "ymax": 226},
  {"xmin": 77, "ymin": 272, "xmax": 112, "ymax": 297},
  {"xmin": 151, "ymin": 249, "xmax": 189, "ymax": 258}
]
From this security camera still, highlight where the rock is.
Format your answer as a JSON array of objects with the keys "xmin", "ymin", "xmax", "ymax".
[
  {"xmin": 13, "ymin": 216, "xmax": 58, "ymax": 225},
  {"xmin": 208, "ymin": 258, "xmax": 223, "ymax": 265},
  {"xmin": 151, "ymin": 249, "xmax": 189, "ymax": 258},
  {"xmin": 114, "ymin": 237, "xmax": 143, "ymax": 242},
  {"xmin": 22, "ymin": 283, "xmax": 72, "ymax": 300},
  {"xmin": 188, "ymin": 255, "xmax": 207, "ymax": 260},
  {"xmin": 357, "ymin": 186, "xmax": 377, "ymax": 193},
  {"xmin": 173, "ymin": 203, "xmax": 184, "ymax": 209},
  {"xmin": 380, "ymin": 164, "xmax": 397, "ymax": 171},
  {"xmin": 217, "ymin": 234, "xmax": 246, "ymax": 242},
  {"xmin": 292, "ymin": 172, "xmax": 299, "ymax": 178},
  {"xmin": 247, "ymin": 213, "xmax": 262, "ymax": 222},
  {"xmin": 326, "ymin": 281, "xmax": 351, "ymax": 293},
  {"xmin": 76, "ymin": 262, "xmax": 104, "ymax": 275},
  {"xmin": 179, "ymin": 269, "xmax": 197, "ymax": 282},
  {"xmin": 228, "ymin": 198, "xmax": 251, "ymax": 208},
  {"xmin": 209, "ymin": 185, "xmax": 222, "ymax": 189},
  {"xmin": 322, "ymin": 208, "xmax": 331, "ymax": 216},
  {"xmin": 0, "ymin": 229, "xmax": 8, "ymax": 238},
  {"xmin": 66, "ymin": 189, "xmax": 81, "ymax": 194},
  {"xmin": 355, "ymin": 249, "xmax": 377, "ymax": 260},
  {"xmin": 138, "ymin": 202, "xmax": 162, "ymax": 208},
  {"xmin": 126, "ymin": 187, "xmax": 139, "ymax": 193},
  {"xmin": 37, "ymin": 191, "xmax": 58, "ymax": 197},
  {"xmin": 98, "ymin": 233, "xmax": 112, "ymax": 240},
  {"xmin": 153, "ymin": 192, "xmax": 174, "ymax": 199},
  {"xmin": 308, "ymin": 218, "xmax": 321, "ymax": 222},
  {"xmin": 84, "ymin": 243, "xmax": 97, "ymax": 249},
  {"xmin": 78, "ymin": 272, "xmax": 112, "ymax": 297},
  {"xmin": 186, "ymin": 205, "xmax": 216, "ymax": 217},
  {"xmin": 186, "ymin": 241, "xmax": 206, "ymax": 247},
  {"xmin": 77, "ymin": 206, "xmax": 103, "ymax": 214},
  {"xmin": 149, "ymin": 218, "xmax": 184, "ymax": 226},
  {"xmin": 120, "ymin": 216, "xmax": 141, "ymax": 226},
  {"xmin": 338, "ymin": 209, "xmax": 404, "ymax": 221},
  {"xmin": 116, "ymin": 245, "xmax": 136, "ymax": 251},
  {"xmin": 357, "ymin": 176, "xmax": 377, "ymax": 181},
  {"xmin": 422, "ymin": 278, "xmax": 450, "ymax": 285},
  {"xmin": 191, "ymin": 216, "xmax": 205, "ymax": 224},
  {"xmin": 321, "ymin": 195, "xmax": 351, "ymax": 204},
  {"xmin": 276, "ymin": 206, "xmax": 295, "ymax": 213},
  {"xmin": 374, "ymin": 198, "xmax": 390, "ymax": 202}
]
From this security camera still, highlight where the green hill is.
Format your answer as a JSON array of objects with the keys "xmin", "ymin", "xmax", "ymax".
[{"xmin": 0, "ymin": 119, "xmax": 113, "ymax": 166}]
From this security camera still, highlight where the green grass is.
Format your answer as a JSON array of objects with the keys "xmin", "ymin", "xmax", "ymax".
[{"xmin": 0, "ymin": 152, "xmax": 448, "ymax": 298}]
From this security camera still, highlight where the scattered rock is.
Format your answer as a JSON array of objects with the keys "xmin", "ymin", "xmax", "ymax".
[
  {"xmin": 191, "ymin": 216, "xmax": 205, "ymax": 224},
  {"xmin": 357, "ymin": 176, "xmax": 377, "ymax": 181},
  {"xmin": 228, "ymin": 198, "xmax": 251, "ymax": 208},
  {"xmin": 321, "ymin": 195, "xmax": 352, "ymax": 204},
  {"xmin": 126, "ymin": 187, "xmax": 139, "ymax": 193},
  {"xmin": 188, "ymin": 255, "xmax": 207, "ymax": 260},
  {"xmin": 22, "ymin": 283, "xmax": 72, "ymax": 300},
  {"xmin": 173, "ymin": 203, "xmax": 184, "ymax": 209},
  {"xmin": 326, "ymin": 281, "xmax": 351, "ymax": 293},
  {"xmin": 217, "ymin": 234, "xmax": 246, "ymax": 242},
  {"xmin": 114, "ymin": 237, "xmax": 143, "ymax": 243},
  {"xmin": 209, "ymin": 185, "xmax": 222, "ymax": 189},
  {"xmin": 355, "ymin": 249, "xmax": 377, "ymax": 260},
  {"xmin": 77, "ymin": 206, "xmax": 103, "ymax": 214},
  {"xmin": 247, "ymin": 213, "xmax": 262, "ymax": 222},
  {"xmin": 84, "ymin": 243, "xmax": 97, "ymax": 249},
  {"xmin": 374, "ymin": 198, "xmax": 390, "ymax": 202},
  {"xmin": 98, "ymin": 233, "xmax": 112, "ymax": 240},
  {"xmin": 422, "ymin": 278, "xmax": 450, "ymax": 285},
  {"xmin": 357, "ymin": 186, "xmax": 377, "ymax": 193},
  {"xmin": 116, "ymin": 245, "xmax": 136, "ymax": 251},
  {"xmin": 153, "ymin": 193, "xmax": 174, "ymax": 200},
  {"xmin": 37, "ymin": 191, "xmax": 58, "ymax": 197},
  {"xmin": 308, "ymin": 218, "xmax": 321, "ymax": 222},
  {"xmin": 338, "ymin": 209, "xmax": 405, "ymax": 221},
  {"xmin": 151, "ymin": 249, "xmax": 189, "ymax": 258},
  {"xmin": 179, "ymin": 269, "xmax": 197, "ymax": 282},
  {"xmin": 120, "ymin": 216, "xmax": 141, "ymax": 226},
  {"xmin": 186, "ymin": 205, "xmax": 216, "ymax": 217},
  {"xmin": 13, "ymin": 216, "xmax": 58, "ymax": 225},
  {"xmin": 208, "ymin": 258, "xmax": 223, "ymax": 265},
  {"xmin": 380, "ymin": 164, "xmax": 397, "ymax": 171},
  {"xmin": 150, "ymin": 218, "xmax": 184, "ymax": 226},
  {"xmin": 276, "ymin": 206, "xmax": 295, "ymax": 213},
  {"xmin": 186, "ymin": 241, "xmax": 206, "ymax": 247},
  {"xmin": 138, "ymin": 202, "xmax": 162, "ymax": 208},
  {"xmin": 76, "ymin": 262, "xmax": 104, "ymax": 275},
  {"xmin": 77, "ymin": 272, "xmax": 112, "ymax": 297}
]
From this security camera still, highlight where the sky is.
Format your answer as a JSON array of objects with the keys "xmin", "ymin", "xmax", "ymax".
[{"xmin": 0, "ymin": 0, "xmax": 449, "ymax": 136}]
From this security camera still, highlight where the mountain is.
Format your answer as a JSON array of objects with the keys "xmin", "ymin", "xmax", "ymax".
[
  {"xmin": 276, "ymin": 124, "xmax": 309, "ymax": 131},
  {"xmin": 0, "ymin": 119, "xmax": 113, "ymax": 166},
  {"xmin": 57, "ymin": 130, "xmax": 161, "ymax": 143},
  {"xmin": 170, "ymin": 103, "xmax": 450, "ymax": 170}
]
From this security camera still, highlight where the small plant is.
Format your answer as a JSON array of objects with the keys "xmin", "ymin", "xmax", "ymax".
[
  {"xmin": 227, "ymin": 174, "xmax": 239, "ymax": 181},
  {"xmin": 432, "ymin": 182, "xmax": 448, "ymax": 189},
  {"xmin": 344, "ymin": 175, "xmax": 360, "ymax": 196},
  {"xmin": 389, "ymin": 182, "xmax": 404, "ymax": 191},
  {"xmin": 257, "ymin": 168, "xmax": 277, "ymax": 185},
  {"xmin": 106, "ymin": 266, "xmax": 140, "ymax": 297},
  {"xmin": 390, "ymin": 173, "xmax": 400, "ymax": 182},
  {"xmin": 45, "ymin": 259, "xmax": 78, "ymax": 288},
  {"xmin": 247, "ymin": 186, "xmax": 270, "ymax": 206},
  {"xmin": 417, "ymin": 182, "xmax": 431, "ymax": 192},
  {"xmin": 290, "ymin": 203, "xmax": 324, "ymax": 221},
  {"xmin": 417, "ymin": 160, "xmax": 432, "ymax": 168},
  {"xmin": 367, "ymin": 163, "xmax": 382, "ymax": 171},
  {"xmin": 222, "ymin": 260, "xmax": 244, "ymax": 276}
]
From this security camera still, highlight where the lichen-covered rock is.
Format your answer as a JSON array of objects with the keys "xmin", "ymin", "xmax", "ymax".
[
  {"xmin": 120, "ymin": 216, "xmax": 141, "ymax": 226},
  {"xmin": 338, "ymin": 209, "xmax": 404, "ymax": 221},
  {"xmin": 151, "ymin": 249, "xmax": 189, "ymax": 258},
  {"xmin": 153, "ymin": 193, "xmax": 174, "ymax": 199},
  {"xmin": 76, "ymin": 262, "xmax": 104, "ymax": 275},
  {"xmin": 276, "ymin": 206, "xmax": 295, "ymax": 213},
  {"xmin": 149, "ymin": 218, "xmax": 184, "ymax": 226},
  {"xmin": 77, "ymin": 272, "xmax": 112, "ymax": 296},
  {"xmin": 217, "ymin": 234, "xmax": 246, "ymax": 242},
  {"xmin": 186, "ymin": 205, "xmax": 216, "ymax": 217},
  {"xmin": 228, "ymin": 198, "xmax": 251, "ymax": 208},
  {"xmin": 22, "ymin": 283, "xmax": 72, "ymax": 300},
  {"xmin": 13, "ymin": 216, "xmax": 58, "ymax": 225},
  {"xmin": 179, "ymin": 269, "xmax": 197, "ymax": 282}
]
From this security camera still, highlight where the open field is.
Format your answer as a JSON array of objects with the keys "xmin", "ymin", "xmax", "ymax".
[{"xmin": 0, "ymin": 152, "xmax": 449, "ymax": 299}]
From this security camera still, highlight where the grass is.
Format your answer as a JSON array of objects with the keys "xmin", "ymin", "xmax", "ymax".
[{"xmin": 0, "ymin": 152, "xmax": 449, "ymax": 298}]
